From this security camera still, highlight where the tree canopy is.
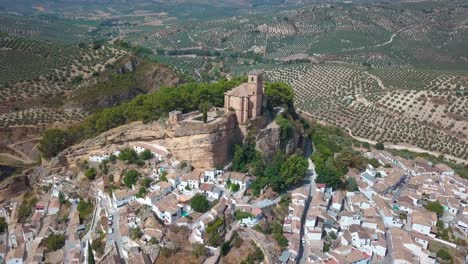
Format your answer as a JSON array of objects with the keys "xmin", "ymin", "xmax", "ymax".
[
  {"xmin": 38, "ymin": 78, "xmax": 244, "ymax": 159},
  {"xmin": 38, "ymin": 129, "xmax": 70, "ymax": 159},
  {"xmin": 45, "ymin": 233, "xmax": 65, "ymax": 252},
  {"xmin": 265, "ymin": 82, "xmax": 294, "ymax": 110},
  {"xmin": 191, "ymin": 194, "xmax": 210, "ymax": 213},
  {"xmin": 77, "ymin": 200, "xmax": 94, "ymax": 221},
  {"xmin": 123, "ymin": 170, "xmax": 140, "ymax": 188},
  {"xmin": 425, "ymin": 200, "xmax": 444, "ymax": 217}
]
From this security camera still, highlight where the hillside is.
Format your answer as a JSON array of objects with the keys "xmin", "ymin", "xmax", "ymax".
[{"xmin": 0, "ymin": 42, "xmax": 179, "ymax": 168}]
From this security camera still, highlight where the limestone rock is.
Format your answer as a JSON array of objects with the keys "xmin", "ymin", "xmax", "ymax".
[{"xmin": 57, "ymin": 112, "xmax": 242, "ymax": 169}]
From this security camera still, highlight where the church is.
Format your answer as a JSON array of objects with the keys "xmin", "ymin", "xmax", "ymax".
[{"xmin": 224, "ymin": 70, "xmax": 264, "ymax": 124}]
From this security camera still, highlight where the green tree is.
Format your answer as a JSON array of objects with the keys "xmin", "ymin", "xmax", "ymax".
[
  {"xmin": 0, "ymin": 217, "xmax": 7, "ymax": 233},
  {"xmin": 200, "ymin": 101, "xmax": 211, "ymax": 123},
  {"xmin": 436, "ymin": 249, "xmax": 452, "ymax": 261},
  {"xmin": 139, "ymin": 149, "xmax": 154, "ymax": 160},
  {"xmin": 130, "ymin": 227, "xmax": 143, "ymax": 240},
  {"xmin": 38, "ymin": 129, "xmax": 70, "ymax": 159},
  {"xmin": 18, "ymin": 197, "xmax": 37, "ymax": 223},
  {"xmin": 88, "ymin": 243, "xmax": 95, "ymax": 264},
  {"xmin": 123, "ymin": 170, "xmax": 140, "ymax": 188},
  {"xmin": 58, "ymin": 192, "xmax": 67, "ymax": 205},
  {"xmin": 436, "ymin": 220, "xmax": 444, "ymax": 229},
  {"xmin": 77, "ymin": 200, "xmax": 94, "ymax": 221},
  {"xmin": 279, "ymin": 154, "xmax": 308, "ymax": 187},
  {"xmin": 345, "ymin": 178, "xmax": 359, "ymax": 192},
  {"xmin": 265, "ymin": 82, "xmax": 294, "ymax": 109},
  {"xmin": 375, "ymin": 142, "xmax": 385, "ymax": 150},
  {"xmin": 45, "ymin": 233, "xmax": 65, "ymax": 252},
  {"xmin": 85, "ymin": 167, "xmax": 97, "ymax": 180},
  {"xmin": 231, "ymin": 183, "xmax": 240, "ymax": 192},
  {"xmin": 425, "ymin": 200, "xmax": 444, "ymax": 217},
  {"xmin": 142, "ymin": 178, "xmax": 153, "ymax": 188},
  {"xmin": 159, "ymin": 171, "xmax": 168, "ymax": 182},
  {"xmin": 191, "ymin": 194, "xmax": 210, "ymax": 213},
  {"xmin": 118, "ymin": 148, "xmax": 138, "ymax": 164}
]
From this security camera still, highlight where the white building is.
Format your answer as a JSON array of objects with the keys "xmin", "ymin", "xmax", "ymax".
[
  {"xmin": 113, "ymin": 189, "xmax": 137, "ymax": 209},
  {"xmin": 153, "ymin": 194, "xmax": 183, "ymax": 224},
  {"xmin": 411, "ymin": 210, "xmax": 437, "ymax": 237},
  {"xmin": 228, "ymin": 172, "xmax": 251, "ymax": 189},
  {"xmin": 339, "ymin": 211, "xmax": 361, "ymax": 229}
]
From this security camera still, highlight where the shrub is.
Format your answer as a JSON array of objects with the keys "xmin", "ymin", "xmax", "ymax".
[
  {"xmin": 85, "ymin": 167, "xmax": 97, "ymax": 180},
  {"xmin": 130, "ymin": 227, "xmax": 143, "ymax": 240},
  {"xmin": 436, "ymin": 249, "xmax": 451, "ymax": 261},
  {"xmin": 192, "ymin": 243, "xmax": 207, "ymax": 257},
  {"xmin": 375, "ymin": 142, "xmax": 385, "ymax": 150}
]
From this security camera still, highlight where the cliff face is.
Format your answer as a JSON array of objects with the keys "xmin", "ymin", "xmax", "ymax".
[
  {"xmin": 168, "ymin": 113, "xmax": 242, "ymax": 168},
  {"xmin": 255, "ymin": 118, "xmax": 307, "ymax": 162},
  {"xmin": 58, "ymin": 112, "xmax": 242, "ymax": 169}
]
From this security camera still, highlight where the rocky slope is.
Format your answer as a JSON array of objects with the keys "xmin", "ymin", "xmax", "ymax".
[{"xmin": 54, "ymin": 111, "xmax": 242, "ymax": 169}]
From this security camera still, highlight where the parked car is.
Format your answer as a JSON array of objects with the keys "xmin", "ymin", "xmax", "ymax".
[{"xmin": 108, "ymin": 228, "xmax": 113, "ymax": 234}]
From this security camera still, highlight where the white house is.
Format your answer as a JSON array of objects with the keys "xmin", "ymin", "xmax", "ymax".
[
  {"xmin": 203, "ymin": 169, "xmax": 223, "ymax": 183},
  {"xmin": 200, "ymin": 183, "xmax": 222, "ymax": 200},
  {"xmin": 228, "ymin": 172, "xmax": 250, "ymax": 189},
  {"xmin": 305, "ymin": 227, "xmax": 322, "ymax": 241},
  {"xmin": 371, "ymin": 237, "xmax": 387, "ymax": 258},
  {"xmin": 411, "ymin": 210, "xmax": 437, "ymax": 237},
  {"xmin": 89, "ymin": 153, "xmax": 110, "ymax": 163},
  {"xmin": 181, "ymin": 170, "xmax": 202, "ymax": 190},
  {"xmin": 153, "ymin": 194, "xmax": 182, "ymax": 224},
  {"xmin": 330, "ymin": 192, "xmax": 344, "ymax": 212},
  {"xmin": 113, "ymin": 189, "xmax": 137, "ymax": 209},
  {"xmin": 339, "ymin": 211, "xmax": 361, "ymax": 229},
  {"xmin": 133, "ymin": 145, "xmax": 146, "ymax": 154},
  {"xmin": 434, "ymin": 163, "xmax": 454, "ymax": 177},
  {"xmin": 152, "ymin": 181, "xmax": 173, "ymax": 195},
  {"xmin": 292, "ymin": 186, "xmax": 309, "ymax": 206},
  {"xmin": 348, "ymin": 224, "xmax": 371, "ymax": 248},
  {"xmin": 47, "ymin": 198, "xmax": 60, "ymax": 215},
  {"xmin": 457, "ymin": 215, "xmax": 468, "ymax": 232}
]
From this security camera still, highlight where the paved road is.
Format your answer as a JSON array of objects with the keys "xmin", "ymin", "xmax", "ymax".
[
  {"xmin": 64, "ymin": 203, "xmax": 78, "ymax": 264},
  {"xmin": 298, "ymin": 158, "xmax": 317, "ymax": 264},
  {"xmin": 382, "ymin": 229, "xmax": 393, "ymax": 264},
  {"xmin": 102, "ymin": 195, "xmax": 126, "ymax": 263}
]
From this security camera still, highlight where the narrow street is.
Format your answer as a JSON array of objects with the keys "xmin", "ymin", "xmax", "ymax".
[{"xmin": 298, "ymin": 158, "xmax": 317, "ymax": 264}]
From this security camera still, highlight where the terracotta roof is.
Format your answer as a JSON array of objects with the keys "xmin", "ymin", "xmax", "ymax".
[{"xmin": 200, "ymin": 183, "xmax": 214, "ymax": 192}]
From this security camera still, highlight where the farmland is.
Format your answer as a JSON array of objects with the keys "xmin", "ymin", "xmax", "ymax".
[
  {"xmin": 0, "ymin": 0, "xmax": 467, "ymax": 164},
  {"xmin": 262, "ymin": 64, "xmax": 468, "ymax": 161}
]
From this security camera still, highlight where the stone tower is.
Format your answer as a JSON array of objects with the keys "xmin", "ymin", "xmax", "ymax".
[
  {"xmin": 224, "ymin": 70, "xmax": 264, "ymax": 123},
  {"xmin": 247, "ymin": 70, "xmax": 263, "ymax": 118}
]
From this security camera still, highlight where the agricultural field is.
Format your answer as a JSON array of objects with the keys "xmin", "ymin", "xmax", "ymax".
[
  {"xmin": 0, "ymin": 35, "xmax": 127, "ymax": 99},
  {"xmin": 261, "ymin": 63, "xmax": 468, "ymax": 161}
]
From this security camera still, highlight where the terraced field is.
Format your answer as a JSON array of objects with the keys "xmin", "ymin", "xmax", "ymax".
[
  {"xmin": 262, "ymin": 64, "xmax": 468, "ymax": 161},
  {"xmin": 0, "ymin": 35, "xmax": 127, "ymax": 100}
]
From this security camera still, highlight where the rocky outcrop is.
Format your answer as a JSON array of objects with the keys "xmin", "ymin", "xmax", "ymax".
[
  {"xmin": 255, "ymin": 118, "xmax": 307, "ymax": 162},
  {"xmin": 58, "ymin": 112, "xmax": 242, "ymax": 169}
]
